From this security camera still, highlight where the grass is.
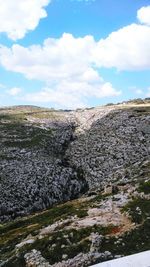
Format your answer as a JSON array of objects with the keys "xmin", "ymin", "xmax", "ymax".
[
  {"xmin": 0, "ymin": 201, "xmax": 89, "ymax": 263},
  {"xmin": 0, "ymin": 202, "xmax": 88, "ymax": 235},
  {"xmin": 0, "ymin": 111, "xmax": 56, "ymax": 149},
  {"xmin": 0, "ymin": 187, "xmax": 107, "ymax": 265},
  {"xmin": 0, "ymin": 194, "xmax": 105, "ymax": 243},
  {"xmin": 2, "ymin": 122, "xmax": 52, "ymax": 149},
  {"xmin": 122, "ymin": 198, "xmax": 150, "ymax": 224},
  {"xmin": 0, "ymin": 192, "xmax": 111, "ymax": 266},
  {"xmin": 101, "ymin": 219, "xmax": 150, "ymax": 257},
  {"xmin": 1, "ymin": 224, "xmax": 116, "ymax": 266},
  {"xmin": 2, "ymin": 218, "xmax": 150, "ymax": 267},
  {"xmin": 138, "ymin": 180, "xmax": 150, "ymax": 194},
  {"xmin": 0, "ymin": 107, "xmax": 61, "ymax": 122},
  {"xmin": 133, "ymin": 106, "xmax": 150, "ymax": 115}
]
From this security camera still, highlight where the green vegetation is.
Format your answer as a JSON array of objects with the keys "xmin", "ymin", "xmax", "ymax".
[
  {"xmin": 0, "ymin": 201, "xmax": 88, "ymax": 263},
  {"xmin": 1, "ymin": 224, "xmax": 116, "ymax": 267},
  {"xmin": 132, "ymin": 106, "xmax": 150, "ymax": 116},
  {"xmin": 0, "ymin": 107, "xmax": 60, "ymax": 121},
  {"xmin": 1, "ymin": 187, "xmax": 150, "ymax": 266},
  {"xmin": 0, "ymin": 203, "xmax": 115, "ymax": 267},
  {"xmin": 0, "ymin": 202, "xmax": 88, "ymax": 235},
  {"xmin": 122, "ymin": 198, "xmax": 150, "ymax": 224},
  {"xmin": 101, "ymin": 219, "xmax": 150, "ymax": 257},
  {"xmin": 3, "ymin": 127, "xmax": 52, "ymax": 149},
  {"xmin": 18, "ymin": 225, "xmax": 115, "ymax": 264},
  {"xmin": 86, "ymin": 193, "xmax": 112, "ymax": 207},
  {"xmin": 0, "ymin": 112, "xmax": 53, "ymax": 149},
  {"xmin": 138, "ymin": 180, "xmax": 150, "ymax": 194},
  {"xmin": 0, "ymin": 191, "xmax": 113, "ymax": 266}
]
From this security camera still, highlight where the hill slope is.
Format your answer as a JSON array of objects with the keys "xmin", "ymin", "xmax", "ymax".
[
  {"xmin": 0, "ymin": 102, "xmax": 150, "ymax": 222},
  {"xmin": 0, "ymin": 100, "xmax": 150, "ymax": 266}
]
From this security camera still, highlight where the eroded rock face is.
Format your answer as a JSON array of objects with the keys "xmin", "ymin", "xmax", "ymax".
[
  {"xmin": 0, "ymin": 104, "xmax": 150, "ymax": 221},
  {"xmin": 0, "ymin": 114, "xmax": 88, "ymax": 222},
  {"xmin": 68, "ymin": 108, "xmax": 150, "ymax": 189}
]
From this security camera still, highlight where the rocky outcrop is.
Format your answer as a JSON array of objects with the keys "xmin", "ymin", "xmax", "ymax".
[
  {"xmin": 25, "ymin": 249, "xmax": 112, "ymax": 267},
  {"xmin": 68, "ymin": 107, "xmax": 150, "ymax": 189},
  {"xmin": 24, "ymin": 234, "xmax": 112, "ymax": 267}
]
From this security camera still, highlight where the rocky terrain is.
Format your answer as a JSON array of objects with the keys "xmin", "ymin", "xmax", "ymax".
[
  {"xmin": 0, "ymin": 106, "xmax": 88, "ymax": 222},
  {"xmin": 0, "ymin": 99, "xmax": 150, "ymax": 266}
]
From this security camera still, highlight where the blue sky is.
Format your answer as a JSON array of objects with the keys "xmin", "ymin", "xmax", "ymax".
[{"xmin": 0, "ymin": 0, "xmax": 150, "ymax": 109}]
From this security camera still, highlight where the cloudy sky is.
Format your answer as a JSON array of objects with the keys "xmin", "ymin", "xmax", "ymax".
[{"xmin": 0, "ymin": 0, "xmax": 150, "ymax": 109}]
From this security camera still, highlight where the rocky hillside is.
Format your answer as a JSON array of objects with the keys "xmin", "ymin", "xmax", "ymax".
[
  {"xmin": 68, "ymin": 104, "xmax": 150, "ymax": 188},
  {"xmin": 0, "ymin": 107, "xmax": 88, "ymax": 222},
  {"xmin": 0, "ymin": 100, "xmax": 150, "ymax": 222},
  {"xmin": 0, "ymin": 99, "xmax": 150, "ymax": 267}
]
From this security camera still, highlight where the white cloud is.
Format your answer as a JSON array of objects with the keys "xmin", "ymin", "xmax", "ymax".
[
  {"xmin": 0, "ymin": 33, "xmax": 121, "ymax": 108},
  {"xmin": 0, "ymin": 0, "xmax": 50, "ymax": 40},
  {"xmin": 0, "ymin": 34, "xmax": 96, "ymax": 81},
  {"xmin": 7, "ymin": 87, "xmax": 22, "ymax": 96},
  {"xmin": 137, "ymin": 6, "xmax": 150, "ymax": 26},
  {"xmin": 24, "ymin": 87, "xmax": 86, "ymax": 109},
  {"xmin": 0, "ymin": 6, "xmax": 150, "ymax": 72},
  {"xmin": 24, "ymin": 81, "xmax": 120, "ymax": 109},
  {"xmin": 93, "ymin": 23, "xmax": 150, "ymax": 70},
  {"xmin": 92, "ymin": 5, "xmax": 150, "ymax": 71}
]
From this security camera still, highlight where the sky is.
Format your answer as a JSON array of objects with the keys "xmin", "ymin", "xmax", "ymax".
[{"xmin": 0, "ymin": 0, "xmax": 150, "ymax": 109}]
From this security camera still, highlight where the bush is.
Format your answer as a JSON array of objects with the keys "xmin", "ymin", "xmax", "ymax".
[{"xmin": 138, "ymin": 180, "xmax": 150, "ymax": 194}]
